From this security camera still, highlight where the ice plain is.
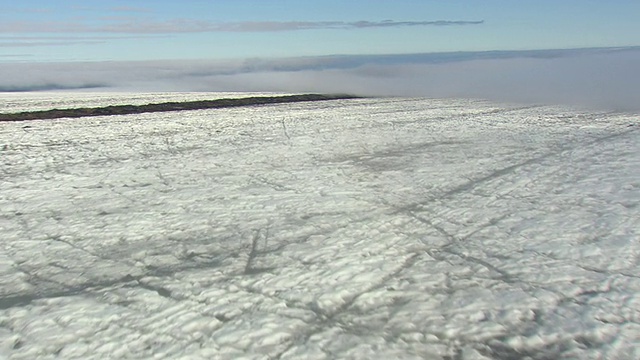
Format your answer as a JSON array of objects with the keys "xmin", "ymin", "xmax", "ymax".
[{"xmin": 0, "ymin": 93, "xmax": 639, "ymax": 359}]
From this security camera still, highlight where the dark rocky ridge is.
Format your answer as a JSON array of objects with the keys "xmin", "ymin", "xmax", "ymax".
[{"xmin": 0, "ymin": 94, "xmax": 360, "ymax": 122}]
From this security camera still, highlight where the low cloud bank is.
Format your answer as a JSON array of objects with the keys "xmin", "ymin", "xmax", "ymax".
[{"xmin": 1, "ymin": 47, "xmax": 639, "ymax": 111}]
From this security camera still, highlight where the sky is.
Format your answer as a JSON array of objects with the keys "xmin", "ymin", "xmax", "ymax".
[
  {"xmin": 1, "ymin": 1, "xmax": 639, "ymax": 110},
  {"xmin": 2, "ymin": 0, "xmax": 640, "ymax": 62}
]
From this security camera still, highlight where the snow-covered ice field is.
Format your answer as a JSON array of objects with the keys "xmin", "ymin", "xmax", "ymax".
[{"xmin": 1, "ymin": 93, "xmax": 639, "ymax": 359}]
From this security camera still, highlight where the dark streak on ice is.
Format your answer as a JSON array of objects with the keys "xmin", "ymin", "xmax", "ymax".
[
  {"xmin": 0, "ymin": 274, "xmax": 138, "ymax": 310},
  {"xmin": 0, "ymin": 94, "xmax": 361, "ymax": 122}
]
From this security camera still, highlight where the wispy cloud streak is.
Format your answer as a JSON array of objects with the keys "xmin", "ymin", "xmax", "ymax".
[
  {"xmin": 213, "ymin": 20, "xmax": 484, "ymax": 32},
  {"xmin": 110, "ymin": 6, "xmax": 153, "ymax": 13},
  {"xmin": 0, "ymin": 40, "xmax": 105, "ymax": 47},
  {"xmin": 0, "ymin": 35, "xmax": 168, "ymax": 47},
  {"xmin": 5, "ymin": 7, "xmax": 53, "ymax": 14},
  {"xmin": 0, "ymin": 19, "xmax": 484, "ymax": 34}
]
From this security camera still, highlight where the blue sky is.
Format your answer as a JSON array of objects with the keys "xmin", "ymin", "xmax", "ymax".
[{"xmin": 2, "ymin": 0, "xmax": 639, "ymax": 62}]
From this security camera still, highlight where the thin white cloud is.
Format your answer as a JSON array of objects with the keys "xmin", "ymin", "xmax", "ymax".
[
  {"xmin": 64, "ymin": 5, "xmax": 153, "ymax": 13},
  {"xmin": 0, "ymin": 19, "xmax": 484, "ymax": 34},
  {"xmin": 0, "ymin": 35, "xmax": 168, "ymax": 47},
  {"xmin": 5, "ymin": 7, "xmax": 53, "ymax": 14},
  {"xmin": 110, "ymin": 6, "xmax": 153, "ymax": 13},
  {"xmin": 0, "ymin": 40, "xmax": 105, "ymax": 47},
  {"xmin": 0, "ymin": 35, "xmax": 160, "ymax": 40},
  {"xmin": 212, "ymin": 20, "xmax": 484, "ymax": 32}
]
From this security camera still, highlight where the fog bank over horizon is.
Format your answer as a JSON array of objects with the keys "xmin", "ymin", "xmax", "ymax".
[{"xmin": 1, "ymin": 47, "xmax": 639, "ymax": 111}]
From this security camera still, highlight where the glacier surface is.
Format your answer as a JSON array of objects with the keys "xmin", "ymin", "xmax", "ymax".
[{"xmin": 0, "ymin": 94, "xmax": 639, "ymax": 359}]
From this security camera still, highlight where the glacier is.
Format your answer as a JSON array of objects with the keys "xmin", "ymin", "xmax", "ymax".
[{"xmin": 0, "ymin": 93, "xmax": 639, "ymax": 359}]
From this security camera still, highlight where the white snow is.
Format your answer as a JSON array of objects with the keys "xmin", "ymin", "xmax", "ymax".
[{"xmin": 0, "ymin": 93, "xmax": 639, "ymax": 359}]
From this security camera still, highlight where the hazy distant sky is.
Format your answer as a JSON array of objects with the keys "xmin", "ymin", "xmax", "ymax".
[
  {"xmin": 2, "ymin": 0, "xmax": 639, "ymax": 62},
  {"xmin": 1, "ymin": 1, "xmax": 639, "ymax": 111}
]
